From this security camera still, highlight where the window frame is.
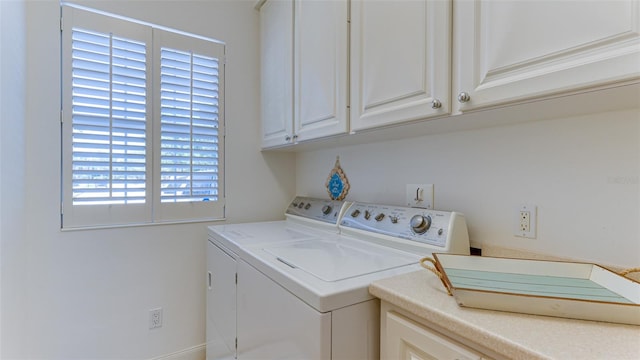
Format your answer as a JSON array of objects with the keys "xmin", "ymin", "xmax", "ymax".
[{"xmin": 60, "ymin": 4, "xmax": 225, "ymax": 230}]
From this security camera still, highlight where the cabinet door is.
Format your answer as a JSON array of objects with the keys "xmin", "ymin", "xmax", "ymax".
[
  {"xmin": 454, "ymin": 0, "xmax": 640, "ymax": 112},
  {"xmin": 294, "ymin": 0, "xmax": 348, "ymax": 141},
  {"xmin": 350, "ymin": 0, "xmax": 451, "ymax": 131},
  {"xmin": 206, "ymin": 241, "xmax": 237, "ymax": 360},
  {"xmin": 384, "ymin": 311, "xmax": 482, "ymax": 360},
  {"xmin": 260, "ymin": 0, "xmax": 294, "ymax": 148}
]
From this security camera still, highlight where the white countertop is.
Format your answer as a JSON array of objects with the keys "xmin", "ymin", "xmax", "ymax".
[{"xmin": 369, "ymin": 269, "xmax": 640, "ymax": 360}]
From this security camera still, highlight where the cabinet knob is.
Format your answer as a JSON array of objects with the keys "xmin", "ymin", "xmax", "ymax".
[
  {"xmin": 457, "ymin": 92, "xmax": 471, "ymax": 103},
  {"xmin": 431, "ymin": 99, "xmax": 442, "ymax": 109},
  {"xmin": 292, "ymin": 134, "xmax": 299, "ymax": 141},
  {"xmin": 285, "ymin": 135, "xmax": 291, "ymax": 142}
]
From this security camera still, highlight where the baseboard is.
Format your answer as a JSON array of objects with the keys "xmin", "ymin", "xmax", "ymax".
[{"xmin": 150, "ymin": 343, "xmax": 205, "ymax": 360}]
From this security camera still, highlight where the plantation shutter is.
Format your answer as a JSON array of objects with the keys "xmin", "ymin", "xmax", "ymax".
[
  {"xmin": 159, "ymin": 49, "xmax": 220, "ymax": 203},
  {"xmin": 153, "ymin": 29, "xmax": 225, "ymax": 223},
  {"xmin": 62, "ymin": 6, "xmax": 153, "ymax": 228},
  {"xmin": 70, "ymin": 29, "xmax": 147, "ymax": 205}
]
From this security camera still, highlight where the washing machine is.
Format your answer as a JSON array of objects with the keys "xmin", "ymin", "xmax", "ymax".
[{"xmin": 206, "ymin": 196, "xmax": 470, "ymax": 359}]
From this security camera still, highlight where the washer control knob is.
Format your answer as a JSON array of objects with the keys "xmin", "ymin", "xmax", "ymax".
[
  {"xmin": 322, "ymin": 205, "xmax": 332, "ymax": 215},
  {"xmin": 410, "ymin": 215, "xmax": 431, "ymax": 234},
  {"xmin": 390, "ymin": 216, "xmax": 399, "ymax": 224},
  {"xmin": 298, "ymin": 202, "xmax": 304, "ymax": 209},
  {"xmin": 304, "ymin": 203, "xmax": 311, "ymax": 210},
  {"xmin": 364, "ymin": 210, "xmax": 371, "ymax": 220},
  {"xmin": 350, "ymin": 209, "xmax": 361, "ymax": 217},
  {"xmin": 375, "ymin": 213, "xmax": 385, "ymax": 222}
]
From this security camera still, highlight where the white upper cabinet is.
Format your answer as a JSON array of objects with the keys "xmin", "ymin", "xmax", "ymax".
[
  {"xmin": 260, "ymin": 0, "xmax": 348, "ymax": 149},
  {"xmin": 453, "ymin": 0, "xmax": 640, "ymax": 112},
  {"xmin": 294, "ymin": 0, "xmax": 349, "ymax": 142},
  {"xmin": 260, "ymin": 0, "xmax": 640, "ymax": 149},
  {"xmin": 260, "ymin": 0, "xmax": 294, "ymax": 148},
  {"xmin": 350, "ymin": 0, "xmax": 451, "ymax": 131}
]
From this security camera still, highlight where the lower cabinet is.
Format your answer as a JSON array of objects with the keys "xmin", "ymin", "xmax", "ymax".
[{"xmin": 381, "ymin": 302, "xmax": 491, "ymax": 360}]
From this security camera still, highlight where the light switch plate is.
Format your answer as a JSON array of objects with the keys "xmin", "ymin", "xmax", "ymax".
[{"xmin": 406, "ymin": 184, "xmax": 433, "ymax": 209}]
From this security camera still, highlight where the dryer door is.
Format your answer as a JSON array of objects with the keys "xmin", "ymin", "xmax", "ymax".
[{"xmin": 206, "ymin": 240, "xmax": 237, "ymax": 360}]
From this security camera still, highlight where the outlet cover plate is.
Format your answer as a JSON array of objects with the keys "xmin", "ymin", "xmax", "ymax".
[
  {"xmin": 406, "ymin": 184, "xmax": 433, "ymax": 209},
  {"xmin": 514, "ymin": 204, "xmax": 537, "ymax": 238},
  {"xmin": 149, "ymin": 308, "xmax": 163, "ymax": 329}
]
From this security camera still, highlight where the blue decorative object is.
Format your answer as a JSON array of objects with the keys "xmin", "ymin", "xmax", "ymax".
[
  {"xmin": 328, "ymin": 173, "xmax": 344, "ymax": 199},
  {"xmin": 325, "ymin": 156, "xmax": 349, "ymax": 200}
]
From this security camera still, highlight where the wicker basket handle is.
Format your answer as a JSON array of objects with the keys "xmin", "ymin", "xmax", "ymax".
[
  {"xmin": 420, "ymin": 257, "xmax": 452, "ymax": 296},
  {"xmin": 619, "ymin": 267, "xmax": 640, "ymax": 277}
]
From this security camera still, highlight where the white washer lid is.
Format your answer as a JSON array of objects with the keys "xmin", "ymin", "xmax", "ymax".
[{"xmin": 263, "ymin": 237, "xmax": 417, "ymax": 282}]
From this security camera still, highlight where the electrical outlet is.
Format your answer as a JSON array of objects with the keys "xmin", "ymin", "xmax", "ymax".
[
  {"xmin": 519, "ymin": 211, "xmax": 530, "ymax": 232},
  {"xmin": 149, "ymin": 308, "xmax": 163, "ymax": 329},
  {"xmin": 406, "ymin": 184, "xmax": 434, "ymax": 209},
  {"xmin": 515, "ymin": 204, "xmax": 537, "ymax": 238}
]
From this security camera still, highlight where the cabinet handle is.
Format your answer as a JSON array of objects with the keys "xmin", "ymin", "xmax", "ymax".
[
  {"xmin": 457, "ymin": 92, "xmax": 471, "ymax": 103},
  {"xmin": 208, "ymin": 271, "xmax": 212, "ymax": 290},
  {"xmin": 431, "ymin": 99, "xmax": 442, "ymax": 109}
]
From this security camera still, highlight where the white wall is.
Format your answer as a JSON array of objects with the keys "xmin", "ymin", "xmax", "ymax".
[
  {"xmin": 1, "ymin": 0, "xmax": 27, "ymax": 357},
  {"xmin": 1, "ymin": 3, "xmax": 3, "ymax": 355},
  {"xmin": 1, "ymin": 0, "xmax": 295, "ymax": 358},
  {"xmin": 296, "ymin": 108, "xmax": 640, "ymax": 268}
]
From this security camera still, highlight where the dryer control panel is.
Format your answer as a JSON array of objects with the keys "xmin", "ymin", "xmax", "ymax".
[
  {"xmin": 285, "ymin": 196, "xmax": 347, "ymax": 225},
  {"xmin": 339, "ymin": 202, "xmax": 470, "ymax": 255}
]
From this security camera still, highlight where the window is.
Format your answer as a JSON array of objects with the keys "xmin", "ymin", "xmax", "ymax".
[{"xmin": 61, "ymin": 5, "xmax": 225, "ymax": 229}]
